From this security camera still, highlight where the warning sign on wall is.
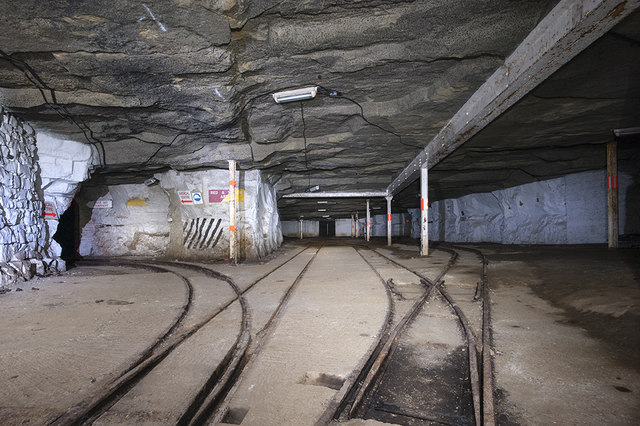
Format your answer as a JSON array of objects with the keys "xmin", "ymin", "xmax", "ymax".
[
  {"xmin": 93, "ymin": 200, "xmax": 113, "ymax": 209},
  {"xmin": 44, "ymin": 201, "xmax": 57, "ymax": 219},
  {"xmin": 208, "ymin": 189, "xmax": 228, "ymax": 203},
  {"xmin": 177, "ymin": 190, "xmax": 193, "ymax": 204},
  {"xmin": 208, "ymin": 189, "xmax": 244, "ymax": 203},
  {"xmin": 223, "ymin": 189, "xmax": 244, "ymax": 203}
]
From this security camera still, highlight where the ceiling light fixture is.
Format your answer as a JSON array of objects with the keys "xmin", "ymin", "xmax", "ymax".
[
  {"xmin": 318, "ymin": 209, "xmax": 327, "ymax": 212},
  {"xmin": 317, "ymin": 201, "xmax": 328, "ymax": 204},
  {"xmin": 272, "ymin": 86, "xmax": 318, "ymax": 104}
]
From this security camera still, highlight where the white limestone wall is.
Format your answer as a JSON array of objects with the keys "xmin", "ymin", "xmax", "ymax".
[
  {"xmin": 79, "ymin": 168, "xmax": 281, "ymax": 260},
  {"xmin": 36, "ymin": 132, "xmax": 98, "ymax": 255},
  {"xmin": 0, "ymin": 109, "xmax": 64, "ymax": 286},
  {"xmin": 423, "ymin": 170, "xmax": 624, "ymax": 244}
]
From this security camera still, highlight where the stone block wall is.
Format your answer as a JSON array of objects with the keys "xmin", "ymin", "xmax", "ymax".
[
  {"xmin": 78, "ymin": 168, "xmax": 282, "ymax": 260},
  {"xmin": 0, "ymin": 109, "xmax": 64, "ymax": 286}
]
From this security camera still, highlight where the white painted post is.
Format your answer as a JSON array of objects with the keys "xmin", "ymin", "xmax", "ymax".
[
  {"xmin": 421, "ymin": 164, "xmax": 428, "ymax": 256},
  {"xmin": 355, "ymin": 212, "xmax": 359, "ymax": 238},
  {"xmin": 607, "ymin": 141, "xmax": 618, "ymax": 248},
  {"xmin": 366, "ymin": 199, "xmax": 371, "ymax": 242},
  {"xmin": 228, "ymin": 160, "xmax": 237, "ymax": 264},
  {"xmin": 386, "ymin": 196, "xmax": 393, "ymax": 246},
  {"xmin": 299, "ymin": 218, "xmax": 303, "ymax": 240},
  {"xmin": 351, "ymin": 213, "xmax": 355, "ymax": 238}
]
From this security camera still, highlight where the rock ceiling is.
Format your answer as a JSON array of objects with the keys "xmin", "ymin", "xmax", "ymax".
[{"xmin": 1, "ymin": 1, "xmax": 638, "ymax": 219}]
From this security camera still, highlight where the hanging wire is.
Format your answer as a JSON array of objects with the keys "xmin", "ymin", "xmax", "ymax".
[
  {"xmin": 299, "ymin": 102, "xmax": 312, "ymax": 190},
  {"xmin": 0, "ymin": 49, "xmax": 107, "ymax": 166}
]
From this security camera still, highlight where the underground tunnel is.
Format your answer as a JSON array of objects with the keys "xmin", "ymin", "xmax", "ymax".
[{"xmin": 0, "ymin": 0, "xmax": 639, "ymax": 424}]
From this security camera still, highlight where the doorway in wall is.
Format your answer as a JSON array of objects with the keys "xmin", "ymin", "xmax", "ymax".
[
  {"xmin": 319, "ymin": 220, "xmax": 335, "ymax": 237},
  {"xmin": 53, "ymin": 199, "xmax": 80, "ymax": 263}
]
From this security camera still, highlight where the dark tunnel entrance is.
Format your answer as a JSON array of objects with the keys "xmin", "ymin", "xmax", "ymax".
[
  {"xmin": 319, "ymin": 220, "xmax": 335, "ymax": 237},
  {"xmin": 53, "ymin": 199, "xmax": 80, "ymax": 262}
]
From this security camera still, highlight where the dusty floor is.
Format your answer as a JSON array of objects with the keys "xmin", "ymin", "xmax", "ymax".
[{"xmin": 0, "ymin": 239, "xmax": 638, "ymax": 425}]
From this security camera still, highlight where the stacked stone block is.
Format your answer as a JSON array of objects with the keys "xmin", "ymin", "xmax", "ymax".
[{"xmin": 0, "ymin": 108, "xmax": 63, "ymax": 287}]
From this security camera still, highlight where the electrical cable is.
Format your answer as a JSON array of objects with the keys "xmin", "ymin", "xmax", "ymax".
[
  {"xmin": 0, "ymin": 49, "xmax": 107, "ymax": 166},
  {"xmin": 316, "ymin": 84, "xmax": 422, "ymax": 148},
  {"xmin": 300, "ymin": 102, "xmax": 311, "ymax": 191}
]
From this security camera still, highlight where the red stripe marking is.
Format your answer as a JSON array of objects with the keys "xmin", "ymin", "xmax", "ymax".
[
  {"xmin": 388, "ymin": 214, "xmax": 391, "ymax": 221},
  {"xmin": 181, "ymin": 200, "xmax": 193, "ymax": 203},
  {"xmin": 421, "ymin": 199, "xmax": 424, "ymax": 211},
  {"xmin": 44, "ymin": 213, "xmax": 57, "ymax": 217}
]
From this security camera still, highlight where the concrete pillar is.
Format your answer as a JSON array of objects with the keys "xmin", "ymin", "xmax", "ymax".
[
  {"xmin": 607, "ymin": 141, "xmax": 618, "ymax": 248},
  {"xmin": 299, "ymin": 218, "xmax": 303, "ymax": 240},
  {"xmin": 386, "ymin": 196, "xmax": 393, "ymax": 246},
  {"xmin": 366, "ymin": 199, "xmax": 371, "ymax": 242},
  {"xmin": 355, "ymin": 212, "xmax": 359, "ymax": 238},
  {"xmin": 420, "ymin": 164, "xmax": 428, "ymax": 256},
  {"xmin": 228, "ymin": 160, "xmax": 237, "ymax": 263}
]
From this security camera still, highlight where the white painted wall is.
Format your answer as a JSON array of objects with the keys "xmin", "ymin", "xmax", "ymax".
[
  {"xmin": 420, "ymin": 170, "xmax": 628, "ymax": 244},
  {"xmin": 281, "ymin": 220, "xmax": 319, "ymax": 238}
]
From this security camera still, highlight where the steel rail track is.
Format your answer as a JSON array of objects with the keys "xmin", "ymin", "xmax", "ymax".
[
  {"xmin": 50, "ymin": 245, "xmax": 312, "ymax": 425},
  {"xmin": 326, "ymin": 246, "xmax": 458, "ymax": 423}
]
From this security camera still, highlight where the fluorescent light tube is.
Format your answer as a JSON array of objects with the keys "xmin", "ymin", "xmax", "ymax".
[{"xmin": 272, "ymin": 86, "xmax": 318, "ymax": 104}]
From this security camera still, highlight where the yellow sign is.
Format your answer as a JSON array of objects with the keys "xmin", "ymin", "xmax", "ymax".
[{"xmin": 222, "ymin": 189, "xmax": 245, "ymax": 203}]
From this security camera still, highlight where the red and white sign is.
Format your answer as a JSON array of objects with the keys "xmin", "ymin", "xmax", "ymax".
[
  {"xmin": 177, "ymin": 190, "xmax": 193, "ymax": 204},
  {"xmin": 93, "ymin": 199, "xmax": 113, "ymax": 209},
  {"xmin": 209, "ymin": 189, "xmax": 229, "ymax": 203},
  {"xmin": 44, "ymin": 201, "xmax": 57, "ymax": 219}
]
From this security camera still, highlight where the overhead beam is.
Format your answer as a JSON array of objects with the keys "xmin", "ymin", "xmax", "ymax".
[
  {"xmin": 387, "ymin": 0, "xmax": 639, "ymax": 196},
  {"xmin": 282, "ymin": 191, "xmax": 388, "ymax": 198}
]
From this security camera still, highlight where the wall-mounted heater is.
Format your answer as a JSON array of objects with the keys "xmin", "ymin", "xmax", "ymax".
[{"xmin": 272, "ymin": 86, "xmax": 318, "ymax": 104}]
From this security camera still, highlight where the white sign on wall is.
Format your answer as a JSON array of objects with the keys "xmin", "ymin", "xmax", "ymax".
[
  {"xmin": 93, "ymin": 200, "xmax": 113, "ymax": 209},
  {"xmin": 177, "ymin": 190, "xmax": 193, "ymax": 204},
  {"xmin": 192, "ymin": 192, "xmax": 203, "ymax": 204}
]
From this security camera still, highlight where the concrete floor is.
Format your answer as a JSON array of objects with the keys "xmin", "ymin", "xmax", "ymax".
[{"xmin": 0, "ymin": 239, "xmax": 638, "ymax": 425}]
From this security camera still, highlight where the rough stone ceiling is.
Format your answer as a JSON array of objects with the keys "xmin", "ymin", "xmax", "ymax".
[{"xmin": 1, "ymin": 1, "xmax": 638, "ymax": 220}]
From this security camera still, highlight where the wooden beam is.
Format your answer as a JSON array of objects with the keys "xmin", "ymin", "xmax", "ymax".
[
  {"xmin": 420, "ymin": 165, "xmax": 428, "ymax": 256},
  {"xmin": 386, "ymin": 196, "xmax": 393, "ymax": 246},
  {"xmin": 387, "ymin": 0, "xmax": 639, "ymax": 195},
  {"xmin": 228, "ymin": 160, "xmax": 237, "ymax": 263},
  {"xmin": 607, "ymin": 141, "xmax": 618, "ymax": 248}
]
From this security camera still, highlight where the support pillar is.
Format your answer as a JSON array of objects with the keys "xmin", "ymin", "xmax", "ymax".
[
  {"xmin": 366, "ymin": 199, "xmax": 371, "ymax": 242},
  {"xmin": 607, "ymin": 141, "xmax": 618, "ymax": 248},
  {"xmin": 355, "ymin": 212, "xmax": 359, "ymax": 238},
  {"xmin": 386, "ymin": 196, "xmax": 393, "ymax": 246},
  {"xmin": 299, "ymin": 218, "xmax": 303, "ymax": 240},
  {"xmin": 420, "ymin": 164, "xmax": 428, "ymax": 256},
  {"xmin": 351, "ymin": 213, "xmax": 355, "ymax": 238},
  {"xmin": 228, "ymin": 160, "xmax": 238, "ymax": 264}
]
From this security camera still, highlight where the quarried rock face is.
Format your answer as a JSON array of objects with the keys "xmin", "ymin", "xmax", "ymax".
[
  {"xmin": 78, "ymin": 169, "xmax": 281, "ymax": 260},
  {"xmin": 0, "ymin": 109, "xmax": 65, "ymax": 286}
]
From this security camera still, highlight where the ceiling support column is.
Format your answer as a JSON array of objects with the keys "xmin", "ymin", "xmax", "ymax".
[
  {"xmin": 355, "ymin": 211, "xmax": 359, "ymax": 238},
  {"xmin": 366, "ymin": 199, "xmax": 371, "ymax": 242},
  {"xmin": 386, "ymin": 196, "xmax": 393, "ymax": 247},
  {"xmin": 351, "ymin": 213, "xmax": 355, "ymax": 238},
  {"xmin": 299, "ymin": 218, "xmax": 303, "ymax": 240},
  {"xmin": 228, "ymin": 160, "xmax": 238, "ymax": 264},
  {"xmin": 421, "ymin": 164, "xmax": 429, "ymax": 257},
  {"xmin": 607, "ymin": 141, "xmax": 618, "ymax": 248}
]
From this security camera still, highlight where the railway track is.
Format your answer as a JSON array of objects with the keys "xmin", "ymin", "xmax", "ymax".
[
  {"xmin": 328, "ymin": 243, "xmax": 494, "ymax": 425},
  {"xmin": 50, "ymin": 244, "xmax": 319, "ymax": 425}
]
